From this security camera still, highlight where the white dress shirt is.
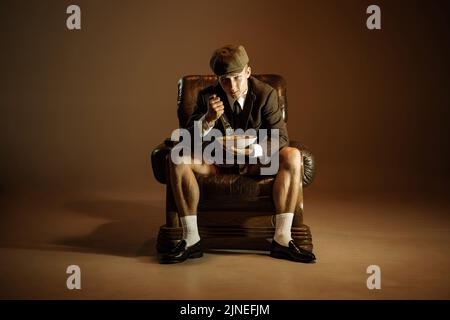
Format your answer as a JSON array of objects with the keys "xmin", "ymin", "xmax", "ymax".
[{"xmin": 199, "ymin": 90, "xmax": 262, "ymax": 158}]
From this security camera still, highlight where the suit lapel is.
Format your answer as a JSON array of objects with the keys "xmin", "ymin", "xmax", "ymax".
[{"xmin": 241, "ymin": 82, "xmax": 256, "ymax": 130}]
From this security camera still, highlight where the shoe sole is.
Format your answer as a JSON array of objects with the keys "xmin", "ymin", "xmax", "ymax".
[
  {"xmin": 159, "ymin": 251, "xmax": 203, "ymax": 264},
  {"xmin": 270, "ymin": 251, "xmax": 316, "ymax": 264}
]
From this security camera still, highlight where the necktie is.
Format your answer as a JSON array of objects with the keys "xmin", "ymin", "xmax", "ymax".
[
  {"xmin": 233, "ymin": 100, "xmax": 242, "ymax": 128},
  {"xmin": 234, "ymin": 100, "xmax": 241, "ymax": 115}
]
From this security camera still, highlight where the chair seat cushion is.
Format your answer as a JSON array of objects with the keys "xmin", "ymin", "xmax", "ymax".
[{"xmin": 196, "ymin": 173, "xmax": 276, "ymax": 212}]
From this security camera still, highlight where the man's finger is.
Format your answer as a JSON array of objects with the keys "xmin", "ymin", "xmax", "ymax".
[{"xmin": 215, "ymin": 104, "xmax": 224, "ymax": 110}]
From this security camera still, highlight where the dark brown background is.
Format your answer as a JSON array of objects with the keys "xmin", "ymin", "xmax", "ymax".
[{"xmin": 1, "ymin": 0, "xmax": 449, "ymax": 196}]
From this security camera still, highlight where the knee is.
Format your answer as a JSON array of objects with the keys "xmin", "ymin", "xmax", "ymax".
[{"xmin": 279, "ymin": 147, "xmax": 301, "ymax": 171}]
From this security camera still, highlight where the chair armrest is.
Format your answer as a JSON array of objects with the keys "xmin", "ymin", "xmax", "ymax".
[
  {"xmin": 151, "ymin": 138, "xmax": 173, "ymax": 184},
  {"xmin": 289, "ymin": 140, "xmax": 316, "ymax": 187}
]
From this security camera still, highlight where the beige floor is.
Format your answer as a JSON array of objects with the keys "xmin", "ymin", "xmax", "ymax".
[{"xmin": 0, "ymin": 186, "xmax": 449, "ymax": 299}]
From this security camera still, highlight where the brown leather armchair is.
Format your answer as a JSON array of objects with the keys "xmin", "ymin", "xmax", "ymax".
[{"xmin": 151, "ymin": 74, "xmax": 316, "ymax": 253}]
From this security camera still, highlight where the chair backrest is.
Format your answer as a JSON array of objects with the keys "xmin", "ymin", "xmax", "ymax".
[{"xmin": 177, "ymin": 74, "xmax": 288, "ymax": 128}]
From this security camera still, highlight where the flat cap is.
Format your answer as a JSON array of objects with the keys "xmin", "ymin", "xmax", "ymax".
[{"xmin": 209, "ymin": 45, "xmax": 249, "ymax": 76}]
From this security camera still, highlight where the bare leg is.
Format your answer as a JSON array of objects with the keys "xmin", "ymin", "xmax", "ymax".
[
  {"xmin": 159, "ymin": 156, "xmax": 218, "ymax": 262},
  {"xmin": 270, "ymin": 147, "xmax": 302, "ymax": 248},
  {"xmin": 270, "ymin": 148, "xmax": 316, "ymax": 261},
  {"xmin": 273, "ymin": 147, "xmax": 302, "ymax": 214},
  {"xmin": 169, "ymin": 156, "xmax": 218, "ymax": 217}
]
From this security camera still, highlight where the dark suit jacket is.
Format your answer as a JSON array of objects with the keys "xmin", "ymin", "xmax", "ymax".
[{"xmin": 186, "ymin": 76, "xmax": 289, "ymax": 152}]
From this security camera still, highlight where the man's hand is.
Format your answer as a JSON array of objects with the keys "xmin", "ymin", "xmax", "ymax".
[{"xmin": 205, "ymin": 94, "xmax": 224, "ymax": 123}]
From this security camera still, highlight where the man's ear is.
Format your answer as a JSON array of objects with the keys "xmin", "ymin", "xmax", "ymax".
[{"xmin": 246, "ymin": 65, "xmax": 252, "ymax": 78}]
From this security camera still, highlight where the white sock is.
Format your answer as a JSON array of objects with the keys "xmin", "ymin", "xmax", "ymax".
[
  {"xmin": 180, "ymin": 215, "xmax": 201, "ymax": 247},
  {"xmin": 274, "ymin": 213, "xmax": 294, "ymax": 247}
]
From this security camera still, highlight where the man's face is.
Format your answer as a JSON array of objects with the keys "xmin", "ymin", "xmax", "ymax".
[{"xmin": 218, "ymin": 65, "xmax": 251, "ymax": 99}]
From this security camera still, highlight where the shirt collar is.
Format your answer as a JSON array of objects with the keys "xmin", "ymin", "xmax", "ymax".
[{"xmin": 226, "ymin": 89, "xmax": 248, "ymax": 110}]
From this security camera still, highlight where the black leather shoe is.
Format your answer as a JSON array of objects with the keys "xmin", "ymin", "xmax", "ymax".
[
  {"xmin": 270, "ymin": 240, "xmax": 316, "ymax": 263},
  {"xmin": 158, "ymin": 240, "xmax": 203, "ymax": 264}
]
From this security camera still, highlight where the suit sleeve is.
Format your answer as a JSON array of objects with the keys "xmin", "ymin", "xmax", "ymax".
[
  {"xmin": 185, "ymin": 92, "xmax": 208, "ymax": 135},
  {"xmin": 261, "ymin": 89, "xmax": 289, "ymax": 152}
]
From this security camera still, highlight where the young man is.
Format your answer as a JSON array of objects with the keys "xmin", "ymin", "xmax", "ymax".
[{"xmin": 159, "ymin": 44, "xmax": 316, "ymax": 264}]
